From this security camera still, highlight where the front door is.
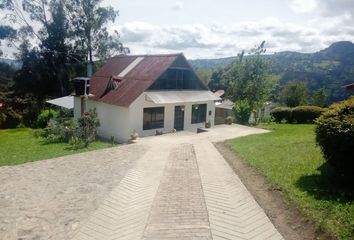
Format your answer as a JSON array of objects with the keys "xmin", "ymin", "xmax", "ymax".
[{"xmin": 174, "ymin": 106, "xmax": 185, "ymax": 131}]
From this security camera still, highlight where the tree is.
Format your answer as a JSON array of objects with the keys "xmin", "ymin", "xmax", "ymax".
[
  {"xmin": 64, "ymin": 0, "xmax": 129, "ymax": 71},
  {"xmin": 311, "ymin": 88, "xmax": 329, "ymax": 107},
  {"xmin": 222, "ymin": 41, "xmax": 274, "ymax": 123},
  {"xmin": 281, "ymin": 82, "xmax": 308, "ymax": 107},
  {"xmin": 195, "ymin": 68, "xmax": 212, "ymax": 86}
]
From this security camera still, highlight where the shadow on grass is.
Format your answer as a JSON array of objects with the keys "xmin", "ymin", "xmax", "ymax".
[{"xmin": 295, "ymin": 162, "xmax": 354, "ymax": 203}]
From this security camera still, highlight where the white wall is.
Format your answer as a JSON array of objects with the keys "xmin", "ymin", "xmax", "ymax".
[
  {"xmin": 129, "ymin": 92, "xmax": 216, "ymax": 137},
  {"xmin": 85, "ymin": 100, "xmax": 130, "ymax": 143},
  {"xmin": 75, "ymin": 92, "xmax": 217, "ymax": 142},
  {"xmin": 73, "ymin": 96, "xmax": 81, "ymax": 119}
]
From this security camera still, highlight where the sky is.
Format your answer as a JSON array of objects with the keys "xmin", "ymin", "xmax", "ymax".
[
  {"xmin": 102, "ymin": 0, "xmax": 354, "ymax": 59},
  {"xmin": 1, "ymin": 0, "xmax": 354, "ymax": 59}
]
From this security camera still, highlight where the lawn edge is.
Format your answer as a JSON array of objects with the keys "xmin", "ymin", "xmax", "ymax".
[{"xmin": 214, "ymin": 141, "xmax": 335, "ymax": 240}]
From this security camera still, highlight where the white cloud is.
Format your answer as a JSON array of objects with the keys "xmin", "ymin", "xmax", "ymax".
[
  {"xmin": 172, "ymin": 1, "xmax": 184, "ymax": 11},
  {"xmin": 112, "ymin": 17, "xmax": 354, "ymax": 59},
  {"xmin": 288, "ymin": 0, "xmax": 318, "ymax": 13}
]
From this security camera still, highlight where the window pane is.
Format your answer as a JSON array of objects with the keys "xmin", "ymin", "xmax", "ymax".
[
  {"xmin": 191, "ymin": 104, "xmax": 207, "ymax": 124},
  {"xmin": 143, "ymin": 107, "xmax": 165, "ymax": 130}
]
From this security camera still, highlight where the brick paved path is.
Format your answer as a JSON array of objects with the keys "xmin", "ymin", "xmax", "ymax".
[
  {"xmin": 71, "ymin": 125, "xmax": 284, "ymax": 240},
  {"xmin": 143, "ymin": 143, "xmax": 212, "ymax": 240}
]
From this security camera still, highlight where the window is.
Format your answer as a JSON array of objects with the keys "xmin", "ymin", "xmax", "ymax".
[
  {"xmin": 143, "ymin": 107, "xmax": 164, "ymax": 130},
  {"xmin": 191, "ymin": 104, "xmax": 207, "ymax": 124}
]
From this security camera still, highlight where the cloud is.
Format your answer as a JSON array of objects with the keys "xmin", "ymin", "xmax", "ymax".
[
  {"xmin": 172, "ymin": 1, "xmax": 184, "ymax": 11},
  {"xmin": 288, "ymin": 0, "xmax": 317, "ymax": 13},
  {"xmin": 113, "ymin": 17, "xmax": 354, "ymax": 59}
]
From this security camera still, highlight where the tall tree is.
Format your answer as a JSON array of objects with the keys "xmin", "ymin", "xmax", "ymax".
[
  {"xmin": 280, "ymin": 82, "xmax": 308, "ymax": 107},
  {"xmin": 222, "ymin": 41, "xmax": 274, "ymax": 123},
  {"xmin": 64, "ymin": 0, "xmax": 129, "ymax": 74}
]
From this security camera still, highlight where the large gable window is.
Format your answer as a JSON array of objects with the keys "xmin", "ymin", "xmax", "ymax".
[
  {"xmin": 191, "ymin": 104, "xmax": 207, "ymax": 124},
  {"xmin": 143, "ymin": 107, "xmax": 164, "ymax": 130}
]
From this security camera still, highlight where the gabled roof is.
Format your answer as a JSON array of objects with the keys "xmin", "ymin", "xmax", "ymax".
[{"xmin": 89, "ymin": 53, "xmax": 185, "ymax": 107}]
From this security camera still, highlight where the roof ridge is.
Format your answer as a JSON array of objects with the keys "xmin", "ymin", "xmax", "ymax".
[{"xmin": 112, "ymin": 53, "xmax": 183, "ymax": 58}]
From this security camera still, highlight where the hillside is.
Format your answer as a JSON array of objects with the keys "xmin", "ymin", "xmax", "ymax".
[{"xmin": 189, "ymin": 41, "xmax": 354, "ymax": 103}]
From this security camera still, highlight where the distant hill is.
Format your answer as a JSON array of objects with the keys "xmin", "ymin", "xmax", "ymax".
[{"xmin": 189, "ymin": 41, "xmax": 354, "ymax": 103}]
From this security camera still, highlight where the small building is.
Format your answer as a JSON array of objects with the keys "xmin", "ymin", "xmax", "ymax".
[{"xmin": 73, "ymin": 53, "xmax": 220, "ymax": 142}]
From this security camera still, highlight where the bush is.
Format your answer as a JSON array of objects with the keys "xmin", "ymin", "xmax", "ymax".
[
  {"xmin": 36, "ymin": 109, "xmax": 59, "ymax": 128},
  {"xmin": 233, "ymin": 100, "xmax": 252, "ymax": 125},
  {"xmin": 39, "ymin": 119, "xmax": 78, "ymax": 143},
  {"xmin": 292, "ymin": 106, "xmax": 325, "ymax": 123},
  {"xmin": 315, "ymin": 97, "xmax": 354, "ymax": 176},
  {"xmin": 270, "ymin": 107, "xmax": 292, "ymax": 123},
  {"xmin": 78, "ymin": 109, "xmax": 100, "ymax": 147},
  {"xmin": 271, "ymin": 106, "xmax": 325, "ymax": 123}
]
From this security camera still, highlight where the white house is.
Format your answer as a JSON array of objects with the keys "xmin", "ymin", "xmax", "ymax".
[{"xmin": 73, "ymin": 53, "xmax": 220, "ymax": 142}]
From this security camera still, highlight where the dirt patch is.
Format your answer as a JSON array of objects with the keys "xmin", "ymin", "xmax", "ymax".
[{"xmin": 215, "ymin": 142, "xmax": 335, "ymax": 240}]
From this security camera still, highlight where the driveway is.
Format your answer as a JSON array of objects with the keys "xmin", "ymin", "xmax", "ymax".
[{"xmin": 0, "ymin": 124, "xmax": 283, "ymax": 240}]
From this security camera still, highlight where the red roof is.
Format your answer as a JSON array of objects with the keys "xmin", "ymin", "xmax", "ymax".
[{"xmin": 89, "ymin": 54, "xmax": 182, "ymax": 107}]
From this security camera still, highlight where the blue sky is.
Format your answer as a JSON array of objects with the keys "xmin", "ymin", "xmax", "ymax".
[{"xmin": 103, "ymin": 0, "xmax": 354, "ymax": 59}]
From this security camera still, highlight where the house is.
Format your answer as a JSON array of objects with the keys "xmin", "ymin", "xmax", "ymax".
[{"xmin": 73, "ymin": 53, "xmax": 220, "ymax": 142}]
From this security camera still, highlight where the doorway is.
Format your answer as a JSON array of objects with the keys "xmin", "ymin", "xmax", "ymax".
[{"xmin": 174, "ymin": 105, "xmax": 185, "ymax": 131}]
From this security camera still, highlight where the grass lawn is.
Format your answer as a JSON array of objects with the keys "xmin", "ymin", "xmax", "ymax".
[
  {"xmin": 0, "ymin": 128, "xmax": 113, "ymax": 166},
  {"xmin": 226, "ymin": 124, "xmax": 354, "ymax": 240}
]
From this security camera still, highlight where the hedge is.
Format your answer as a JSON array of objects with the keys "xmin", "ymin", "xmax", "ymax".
[
  {"xmin": 315, "ymin": 97, "xmax": 354, "ymax": 175},
  {"xmin": 270, "ymin": 106, "xmax": 325, "ymax": 123},
  {"xmin": 270, "ymin": 107, "xmax": 292, "ymax": 123}
]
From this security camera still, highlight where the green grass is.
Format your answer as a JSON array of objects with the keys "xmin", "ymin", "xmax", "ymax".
[
  {"xmin": 226, "ymin": 124, "xmax": 354, "ymax": 240},
  {"xmin": 0, "ymin": 128, "xmax": 113, "ymax": 166}
]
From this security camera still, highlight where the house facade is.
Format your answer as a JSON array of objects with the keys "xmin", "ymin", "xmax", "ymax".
[{"xmin": 74, "ymin": 53, "xmax": 220, "ymax": 142}]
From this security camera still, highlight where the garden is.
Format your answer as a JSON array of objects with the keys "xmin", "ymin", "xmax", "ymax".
[
  {"xmin": 226, "ymin": 97, "xmax": 354, "ymax": 239},
  {"xmin": 0, "ymin": 108, "xmax": 112, "ymax": 166}
]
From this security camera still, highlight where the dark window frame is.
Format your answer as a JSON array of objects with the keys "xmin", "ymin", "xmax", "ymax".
[
  {"xmin": 143, "ymin": 107, "xmax": 165, "ymax": 130},
  {"xmin": 191, "ymin": 104, "xmax": 207, "ymax": 124}
]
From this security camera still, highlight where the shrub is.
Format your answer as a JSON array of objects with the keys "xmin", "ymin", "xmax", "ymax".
[
  {"xmin": 233, "ymin": 100, "xmax": 252, "ymax": 125},
  {"xmin": 292, "ymin": 106, "xmax": 325, "ymax": 123},
  {"xmin": 36, "ymin": 109, "xmax": 59, "ymax": 128},
  {"xmin": 315, "ymin": 97, "xmax": 354, "ymax": 176},
  {"xmin": 270, "ymin": 107, "xmax": 292, "ymax": 123},
  {"xmin": 40, "ymin": 119, "xmax": 78, "ymax": 143},
  {"xmin": 77, "ymin": 109, "xmax": 100, "ymax": 147}
]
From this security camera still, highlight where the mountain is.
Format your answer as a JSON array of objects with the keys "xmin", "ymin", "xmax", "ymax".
[{"xmin": 189, "ymin": 41, "xmax": 354, "ymax": 103}]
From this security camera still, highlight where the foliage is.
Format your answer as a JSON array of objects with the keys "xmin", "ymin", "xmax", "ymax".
[
  {"xmin": 280, "ymin": 82, "xmax": 308, "ymax": 107},
  {"xmin": 0, "ymin": 128, "xmax": 111, "ymax": 166},
  {"xmin": 270, "ymin": 107, "xmax": 292, "ymax": 123},
  {"xmin": 292, "ymin": 106, "xmax": 324, "ymax": 123},
  {"xmin": 195, "ymin": 68, "xmax": 212, "ymax": 86},
  {"xmin": 77, "ymin": 109, "xmax": 100, "ymax": 147},
  {"xmin": 271, "ymin": 106, "xmax": 324, "ymax": 123},
  {"xmin": 311, "ymin": 88, "xmax": 329, "ymax": 107},
  {"xmin": 226, "ymin": 124, "xmax": 354, "ymax": 239},
  {"xmin": 40, "ymin": 118, "xmax": 78, "ymax": 143},
  {"xmin": 36, "ymin": 109, "xmax": 59, "ymax": 128},
  {"xmin": 315, "ymin": 97, "xmax": 354, "ymax": 176},
  {"xmin": 222, "ymin": 42, "xmax": 275, "ymax": 124},
  {"xmin": 190, "ymin": 41, "xmax": 354, "ymax": 103},
  {"xmin": 233, "ymin": 99, "xmax": 252, "ymax": 125},
  {"xmin": 259, "ymin": 115, "xmax": 275, "ymax": 124}
]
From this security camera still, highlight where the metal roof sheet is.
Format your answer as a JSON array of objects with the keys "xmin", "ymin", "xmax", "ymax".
[
  {"xmin": 46, "ymin": 96, "xmax": 74, "ymax": 109},
  {"xmin": 145, "ymin": 91, "xmax": 221, "ymax": 104},
  {"xmin": 89, "ymin": 54, "xmax": 181, "ymax": 107}
]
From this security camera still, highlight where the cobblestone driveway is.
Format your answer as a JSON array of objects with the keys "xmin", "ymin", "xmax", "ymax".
[{"xmin": 72, "ymin": 124, "xmax": 283, "ymax": 240}]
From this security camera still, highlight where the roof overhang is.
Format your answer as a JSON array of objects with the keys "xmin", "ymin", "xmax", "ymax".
[
  {"xmin": 46, "ymin": 96, "xmax": 74, "ymax": 109},
  {"xmin": 145, "ymin": 91, "xmax": 221, "ymax": 104}
]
